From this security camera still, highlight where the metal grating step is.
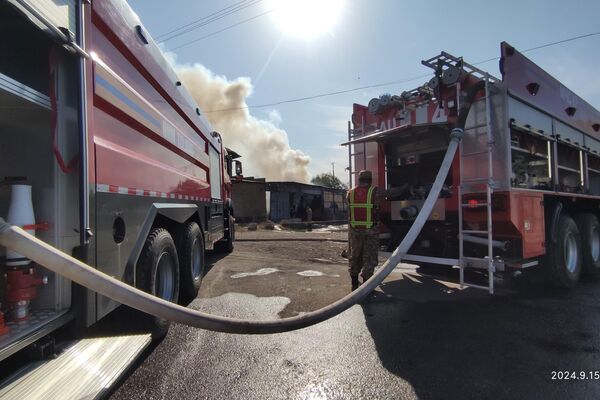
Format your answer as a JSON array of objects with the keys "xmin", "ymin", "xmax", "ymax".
[
  {"xmin": 461, "ymin": 257, "xmax": 505, "ymax": 272},
  {"xmin": 462, "ymin": 256, "xmax": 493, "ymax": 270},
  {"xmin": 0, "ymin": 334, "xmax": 151, "ymax": 400}
]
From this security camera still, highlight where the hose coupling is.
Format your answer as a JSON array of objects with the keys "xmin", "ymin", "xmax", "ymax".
[{"xmin": 450, "ymin": 128, "xmax": 464, "ymax": 141}]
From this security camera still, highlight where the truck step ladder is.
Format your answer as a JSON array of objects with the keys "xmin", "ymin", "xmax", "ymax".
[
  {"xmin": 0, "ymin": 334, "xmax": 151, "ymax": 400},
  {"xmin": 458, "ymin": 74, "xmax": 497, "ymax": 294}
]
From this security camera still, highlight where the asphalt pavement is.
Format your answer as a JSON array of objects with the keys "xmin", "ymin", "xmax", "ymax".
[{"xmin": 110, "ymin": 229, "xmax": 600, "ymax": 400}]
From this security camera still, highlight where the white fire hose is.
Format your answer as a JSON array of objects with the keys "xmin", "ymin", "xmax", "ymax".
[
  {"xmin": 0, "ymin": 80, "xmax": 484, "ymax": 334},
  {"xmin": 0, "ymin": 129, "xmax": 462, "ymax": 334}
]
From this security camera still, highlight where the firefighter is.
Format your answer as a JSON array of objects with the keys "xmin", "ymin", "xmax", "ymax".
[{"xmin": 347, "ymin": 170, "xmax": 379, "ymax": 291}]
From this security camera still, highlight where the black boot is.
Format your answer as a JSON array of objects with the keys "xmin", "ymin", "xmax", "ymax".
[{"xmin": 351, "ymin": 276, "xmax": 359, "ymax": 291}]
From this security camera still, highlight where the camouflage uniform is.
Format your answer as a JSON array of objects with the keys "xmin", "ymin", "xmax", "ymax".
[
  {"xmin": 347, "ymin": 172, "xmax": 380, "ymax": 285},
  {"xmin": 349, "ymin": 227, "xmax": 379, "ymax": 281}
]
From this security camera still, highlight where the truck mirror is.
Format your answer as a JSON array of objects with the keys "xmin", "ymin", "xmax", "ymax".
[
  {"xmin": 226, "ymin": 156, "xmax": 233, "ymax": 177},
  {"xmin": 235, "ymin": 160, "xmax": 243, "ymax": 176}
]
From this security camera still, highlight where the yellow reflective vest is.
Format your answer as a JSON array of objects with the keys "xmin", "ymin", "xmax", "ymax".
[{"xmin": 349, "ymin": 186, "xmax": 376, "ymax": 229}]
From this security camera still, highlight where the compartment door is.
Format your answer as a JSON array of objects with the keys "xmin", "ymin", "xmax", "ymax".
[{"xmin": 209, "ymin": 146, "xmax": 221, "ymax": 200}]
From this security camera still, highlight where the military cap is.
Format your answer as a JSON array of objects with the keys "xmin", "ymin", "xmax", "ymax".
[{"xmin": 358, "ymin": 170, "xmax": 372, "ymax": 183}]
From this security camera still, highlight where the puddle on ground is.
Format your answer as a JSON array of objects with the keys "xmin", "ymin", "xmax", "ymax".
[
  {"xmin": 191, "ymin": 292, "xmax": 290, "ymax": 320},
  {"xmin": 296, "ymin": 270, "xmax": 324, "ymax": 277},
  {"xmin": 232, "ymin": 269, "xmax": 341, "ymax": 279},
  {"xmin": 296, "ymin": 270, "xmax": 340, "ymax": 278},
  {"xmin": 231, "ymin": 268, "xmax": 280, "ymax": 279}
]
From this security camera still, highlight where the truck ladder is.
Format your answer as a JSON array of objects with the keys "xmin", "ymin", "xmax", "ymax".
[
  {"xmin": 458, "ymin": 74, "xmax": 497, "ymax": 294},
  {"xmin": 347, "ymin": 118, "xmax": 368, "ymax": 188}
]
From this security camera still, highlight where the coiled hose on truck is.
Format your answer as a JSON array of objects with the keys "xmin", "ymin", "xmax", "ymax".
[{"xmin": 0, "ymin": 82, "xmax": 485, "ymax": 334}]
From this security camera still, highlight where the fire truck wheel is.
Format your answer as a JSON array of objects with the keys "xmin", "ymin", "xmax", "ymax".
[
  {"xmin": 176, "ymin": 222, "xmax": 204, "ymax": 302},
  {"xmin": 215, "ymin": 214, "xmax": 235, "ymax": 253},
  {"xmin": 136, "ymin": 228, "xmax": 180, "ymax": 338},
  {"xmin": 547, "ymin": 215, "xmax": 582, "ymax": 288},
  {"xmin": 573, "ymin": 214, "xmax": 600, "ymax": 278}
]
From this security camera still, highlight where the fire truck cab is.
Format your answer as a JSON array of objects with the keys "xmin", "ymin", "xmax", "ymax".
[
  {"xmin": 346, "ymin": 43, "xmax": 600, "ymax": 293},
  {"xmin": 0, "ymin": 0, "xmax": 237, "ymax": 390}
]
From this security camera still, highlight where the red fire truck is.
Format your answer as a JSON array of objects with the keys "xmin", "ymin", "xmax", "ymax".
[
  {"xmin": 346, "ymin": 43, "xmax": 600, "ymax": 294},
  {"xmin": 0, "ymin": 0, "xmax": 237, "ymax": 392}
]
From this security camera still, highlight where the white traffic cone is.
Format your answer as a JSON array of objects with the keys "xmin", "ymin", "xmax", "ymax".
[{"xmin": 6, "ymin": 184, "xmax": 35, "ymax": 266}]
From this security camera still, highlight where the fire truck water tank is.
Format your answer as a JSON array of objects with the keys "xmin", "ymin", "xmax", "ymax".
[{"xmin": 6, "ymin": 183, "xmax": 35, "ymax": 266}]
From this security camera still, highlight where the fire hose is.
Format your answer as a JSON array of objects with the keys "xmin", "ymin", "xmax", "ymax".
[{"xmin": 0, "ymin": 82, "xmax": 484, "ymax": 334}]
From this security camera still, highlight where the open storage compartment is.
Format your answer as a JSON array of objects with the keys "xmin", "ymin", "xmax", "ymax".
[
  {"xmin": 384, "ymin": 125, "xmax": 452, "ymax": 200},
  {"xmin": 556, "ymin": 141, "xmax": 583, "ymax": 192},
  {"xmin": 588, "ymin": 154, "xmax": 600, "ymax": 195},
  {"xmin": 509, "ymin": 125, "xmax": 553, "ymax": 190},
  {"xmin": 0, "ymin": 2, "xmax": 79, "ymax": 359}
]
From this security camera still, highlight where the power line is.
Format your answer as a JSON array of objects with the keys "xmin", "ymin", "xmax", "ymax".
[
  {"xmin": 156, "ymin": 0, "xmax": 249, "ymax": 39},
  {"xmin": 203, "ymin": 74, "xmax": 432, "ymax": 113},
  {"xmin": 158, "ymin": 0, "xmax": 264, "ymax": 43},
  {"xmin": 524, "ymin": 31, "xmax": 600, "ymax": 52},
  {"xmin": 473, "ymin": 31, "xmax": 600, "ymax": 65},
  {"xmin": 172, "ymin": 8, "xmax": 277, "ymax": 50},
  {"xmin": 202, "ymin": 31, "xmax": 600, "ymax": 113}
]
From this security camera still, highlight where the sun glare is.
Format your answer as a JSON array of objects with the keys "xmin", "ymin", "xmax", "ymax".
[{"xmin": 267, "ymin": 0, "xmax": 344, "ymax": 40}]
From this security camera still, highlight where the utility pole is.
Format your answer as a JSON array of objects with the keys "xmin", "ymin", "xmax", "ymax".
[{"xmin": 331, "ymin": 162, "xmax": 335, "ymax": 179}]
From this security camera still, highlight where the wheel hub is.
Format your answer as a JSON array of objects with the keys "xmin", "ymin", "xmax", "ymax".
[
  {"xmin": 192, "ymin": 238, "xmax": 202, "ymax": 279},
  {"xmin": 591, "ymin": 226, "xmax": 600, "ymax": 262},
  {"xmin": 156, "ymin": 251, "xmax": 175, "ymax": 301},
  {"xmin": 564, "ymin": 232, "xmax": 579, "ymax": 273}
]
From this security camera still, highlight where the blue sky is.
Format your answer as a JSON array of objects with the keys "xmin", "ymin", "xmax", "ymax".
[{"xmin": 128, "ymin": 0, "xmax": 600, "ymax": 183}]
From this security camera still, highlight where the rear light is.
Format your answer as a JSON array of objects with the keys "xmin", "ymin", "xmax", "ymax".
[{"xmin": 464, "ymin": 195, "xmax": 507, "ymax": 211}]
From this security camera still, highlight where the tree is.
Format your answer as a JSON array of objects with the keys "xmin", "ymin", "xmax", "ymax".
[{"xmin": 311, "ymin": 173, "xmax": 347, "ymax": 189}]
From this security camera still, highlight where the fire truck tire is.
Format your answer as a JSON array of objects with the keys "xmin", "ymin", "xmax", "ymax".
[
  {"xmin": 176, "ymin": 222, "xmax": 204, "ymax": 301},
  {"xmin": 573, "ymin": 214, "xmax": 600, "ymax": 278},
  {"xmin": 547, "ymin": 215, "xmax": 581, "ymax": 288},
  {"xmin": 136, "ymin": 228, "xmax": 180, "ymax": 338},
  {"xmin": 215, "ymin": 214, "xmax": 235, "ymax": 253}
]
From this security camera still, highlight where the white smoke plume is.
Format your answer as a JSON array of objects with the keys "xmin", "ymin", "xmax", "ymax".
[{"xmin": 174, "ymin": 63, "xmax": 311, "ymax": 182}]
